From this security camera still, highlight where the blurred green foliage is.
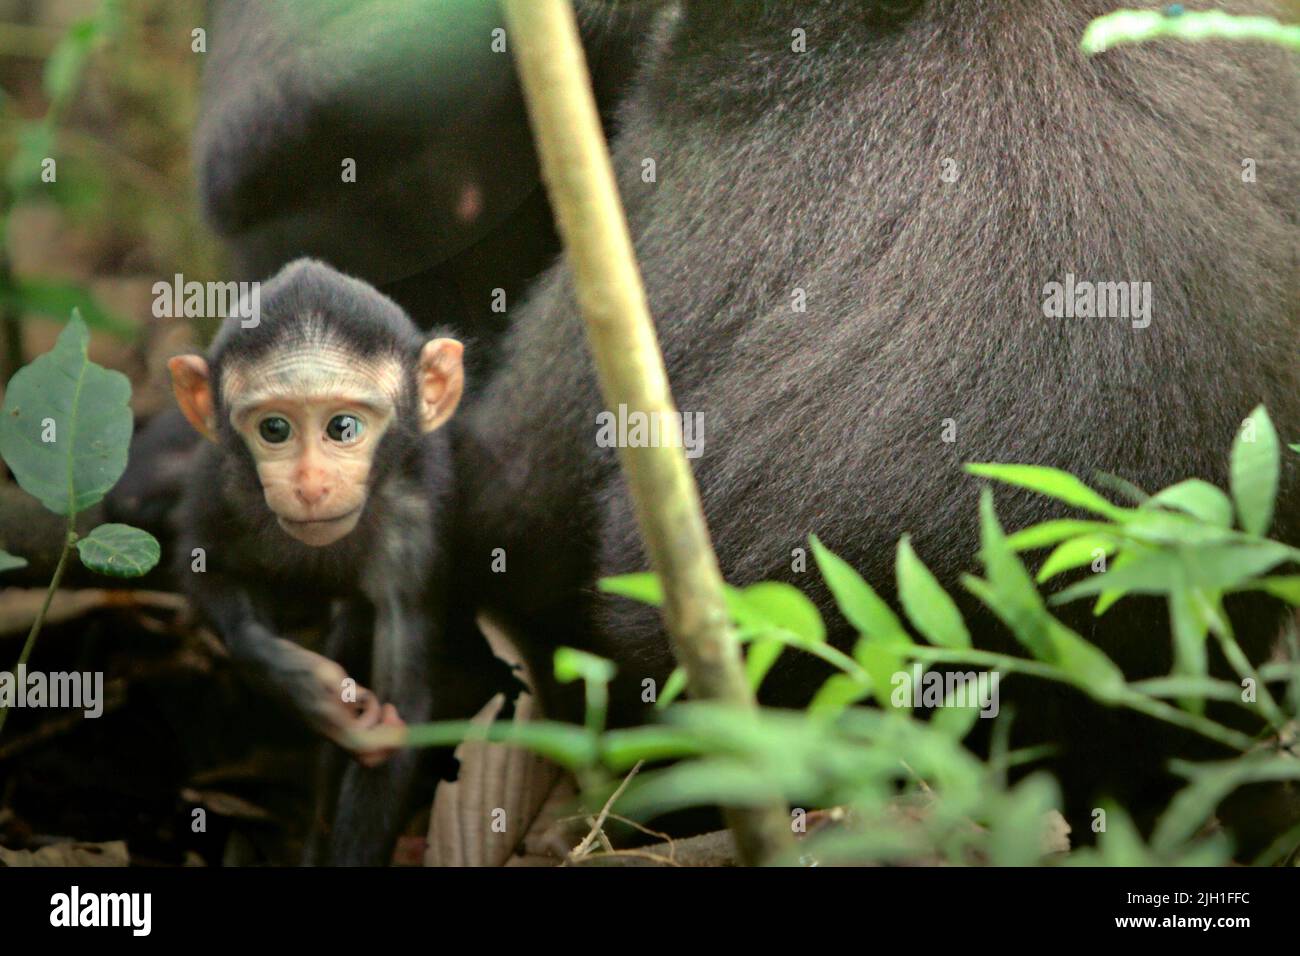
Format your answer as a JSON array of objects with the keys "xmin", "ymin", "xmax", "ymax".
[{"xmin": 405, "ymin": 409, "xmax": 1300, "ymax": 866}]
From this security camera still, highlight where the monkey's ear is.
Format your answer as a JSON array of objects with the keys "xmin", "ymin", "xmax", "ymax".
[
  {"xmin": 167, "ymin": 355, "xmax": 219, "ymax": 443},
  {"xmin": 417, "ymin": 338, "xmax": 464, "ymax": 433}
]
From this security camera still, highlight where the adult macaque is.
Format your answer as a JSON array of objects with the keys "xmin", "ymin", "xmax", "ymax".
[
  {"xmin": 169, "ymin": 258, "xmax": 493, "ymax": 865},
  {"xmin": 453, "ymin": 0, "xmax": 1300, "ymax": 829}
]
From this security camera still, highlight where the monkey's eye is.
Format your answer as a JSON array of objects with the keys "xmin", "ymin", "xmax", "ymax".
[
  {"xmin": 258, "ymin": 417, "xmax": 292, "ymax": 444},
  {"xmin": 326, "ymin": 414, "xmax": 363, "ymax": 443}
]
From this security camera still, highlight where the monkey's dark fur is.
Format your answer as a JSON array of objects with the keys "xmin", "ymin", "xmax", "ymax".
[
  {"xmin": 176, "ymin": 260, "xmax": 505, "ymax": 865},
  {"xmin": 454, "ymin": 0, "xmax": 1300, "ymax": 828}
]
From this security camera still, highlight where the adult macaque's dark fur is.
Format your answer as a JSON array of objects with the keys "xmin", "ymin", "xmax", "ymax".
[{"xmin": 455, "ymin": 0, "xmax": 1300, "ymax": 822}]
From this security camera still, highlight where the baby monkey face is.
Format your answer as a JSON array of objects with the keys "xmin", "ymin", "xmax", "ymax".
[
  {"xmin": 237, "ymin": 388, "xmax": 395, "ymax": 546},
  {"xmin": 169, "ymin": 336, "xmax": 464, "ymax": 548}
]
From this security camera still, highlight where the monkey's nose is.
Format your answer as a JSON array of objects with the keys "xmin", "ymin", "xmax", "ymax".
[{"xmin": 295, "ymin": 480, "xmax": 330, "ymax": 506}]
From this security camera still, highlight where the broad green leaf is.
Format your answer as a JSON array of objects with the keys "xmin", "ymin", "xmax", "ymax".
[
  {"xmin": 809, "ymin": 534, "xmax": 910, "ymax": 643},
  {"xmin": 1229, "ymin": 405, "xmax": 1279, "ymax": 536},
  {"xmin": 0, "ymin": 549, "xmax": 29, "ymax": 574},
  {"xmin": 738, "ymin": 581, "xmax": 825, "ymax": 645},
  {"xmin": 1006, "ymin": 519, "xmax": 1110, "ymax": 552},
  {"xmin": 598, "ymin": 572, "xmax": 663, "ymax": 606},
  {"xmin": 0, "ymin": 313, "xmax": 132, "ymax": 515},
  {"xmin": 965, "ymin": 463, "xmax": 1128, "ymax": 519},
  {"xmin": 1145, "ymin": 479, "xmax": 1233, "ymax": 528},
  {"xmin": 896, "ymin": 536, "xmax": 969, "ymax": 648},
  {"xmin": 75, "ymin": 523, "xmax": 159, "ymax": 578},
  {"xmin": 1036, "ymin": 534, "xmax": 1116, "ymax": 583}
]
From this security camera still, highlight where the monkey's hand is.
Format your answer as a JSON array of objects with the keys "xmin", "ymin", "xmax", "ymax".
[
  {"xmin": 260, "ymin": 639, "xmax": 389, "ymax": 751},
  {"xmin": 348, "ymin": 698, "xmax": 407, "ymax": 769}
]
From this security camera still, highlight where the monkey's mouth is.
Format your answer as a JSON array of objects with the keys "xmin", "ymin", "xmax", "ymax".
[
  {"xmin": 280, "ymin": 507, "xmax": 360, "ymax": 528},
  {"xmin": 277, "ymin": 507, "xmax": 363, "ymax": 546}
]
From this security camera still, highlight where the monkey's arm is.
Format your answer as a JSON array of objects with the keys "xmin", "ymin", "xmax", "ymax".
[{"xmin": 187, "ymin": 573, "xmax": 384, "ymax": 752}]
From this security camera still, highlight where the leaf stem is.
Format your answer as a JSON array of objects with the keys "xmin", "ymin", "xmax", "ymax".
[{"xmin": 0, "ymin": 521, "xmax": 75, "ymax": 738}]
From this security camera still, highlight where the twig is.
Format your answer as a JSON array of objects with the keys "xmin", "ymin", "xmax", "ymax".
[
  {"xmin": 500, "ymin": 0, "xmax": 793, "ymax": 867},
  {"xmin": 565, "ymin": 760, "xmax": 643, "ymax": 864}
]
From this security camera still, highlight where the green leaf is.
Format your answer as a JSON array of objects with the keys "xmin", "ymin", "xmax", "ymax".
[
  {"xmin": 1092, "ymin": 803, "xmax": 1150, "ymax": 866},
  {"xmin": 0, "ymin": 313, "xmax": 133, "ymax": 515},
  {"xmin": 1035, "ymin": 534, "xmax": 1116, "ymax": 583},
  {"xmin": 852, "ymin": 637, "xmax": 908, "ymax": 711},
  {"xmin": 744, "ymin": 636, "xmax": 784, "ymax": 692},
  {"xmin": 75, "ymin": 523, "xmax": 160, "ymax": 577},
  {"xmin": 1236, "ymin": 576, "xmax": 1300, "ymax": 605},
  {"xmin": 0, "ymin": 549, "xmax": 29, "ymax": 574},
  {"xmin": 896, "ymin": 536, "xmax": 969, "ymax": 648},
  {"xmin": 1052, "ymin": 541, "xmax": 1296, "ymax": 605},
  {"xmin": 737, "ymin": 581, "xmax": 824, "ymax": 645},
  {"xmin": 1229, "ymin": 406, "xmax": 1279, "ymax": 536},
  {"xmin": 1006, "ymin": 519, "xmax": 1110, "ymax": 552},
  {"xmin": 598, "ymin": 572, "xmax": 663, "ymax": 606},
  {"xmin": 1145, "ymin": 479, "xmax": 1233, "ymax": 528},
  {"xmin": 965, "ymin": 463, "xmax": 1128, "ymax": 519},
  {"xmin": 402, "ymin": 719, "xmax": 599, "ymax": 769},
  {"xmin": 1043, "ymin": 620, "xmax": 1125, "ymax": 702},
  {"xmin": 808, "ymin": 673, "xmax": 873, "ymax": 719},
  {"xmin": 968, "ymin": 491, "xmax": 1053, "ymax": 660},
  {"xmin": 1082, "ymin": 9, "xmax": 1300, "ymax": 56},
  {"xmin": 656, "ymin": 667, "xmax": 687, "ymax": 708},
  {"xmin": 930, "ymin": 688, "xmax": 981, "ymax": 742},
  {"xmin": 1154, "ymin": 756, "xmax": 1300, "ymax": 855},
  {"xmin": 809, "ymin": 534, "xmax": 910, "ymax": 643},
  {"xmin": 1167, "ymin": 590, "xmax": 1210, "ymax": 713}
]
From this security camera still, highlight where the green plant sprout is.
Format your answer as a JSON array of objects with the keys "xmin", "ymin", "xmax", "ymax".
[
  {"xmin": 0, "ymin": 311, "xmax": 160, "ymax": 737},
  {"xmin": 1082, "ymin": 8, "xmax": 1300, "ymax": 55}
]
